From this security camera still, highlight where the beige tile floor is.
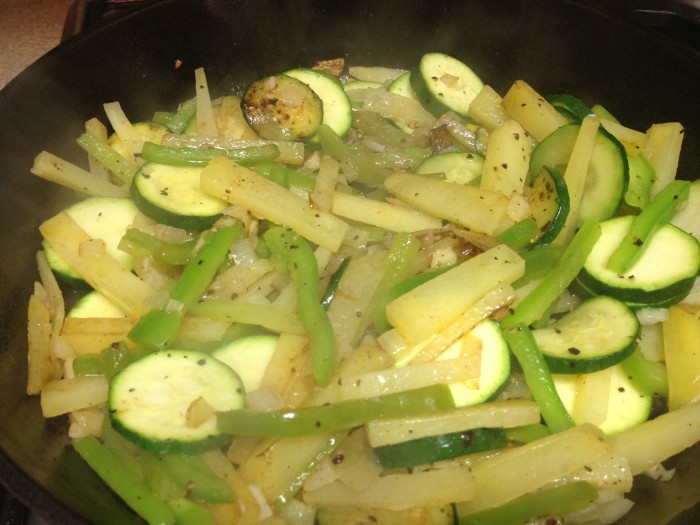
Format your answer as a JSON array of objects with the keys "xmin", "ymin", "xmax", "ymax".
[{"xmin": 0, "ymin": 0, "xmax": 74, "ymax": 90}]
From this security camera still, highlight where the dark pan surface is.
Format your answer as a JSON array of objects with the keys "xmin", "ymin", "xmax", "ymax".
[{"xmin": 0, "ymin": 0, "xmax": 699, "ymax": 523}]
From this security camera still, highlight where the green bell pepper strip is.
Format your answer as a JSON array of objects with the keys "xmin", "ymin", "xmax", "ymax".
[
  {"xmin": 164, "ymin": 98, "xmax": 197, "ymax": 133},
  {"xmin": 621, "ymin": 347, "xmax": 669, "ymax": 397},
  {"xmin": 504, "ymin": 423, "xmax": 551, "ymax": 444},
  {"xmin": 217, "ymin": 384, "xmax": 455, "ymax": 438},
  {"xmin": 159, "ymin": 454, "xmax": 233, "ymax": 504},
  {"xmin": 119, "ymin": 228, "xmax": 197, "ymax": 266},
  {"xmin": 263, "ymin": 226, "xmax": 337, "ymax": 386},
  {"xmin": 606, "ymin": 179, "xmax": 690, "ymax": 274},
  {"xmin": 73, "ymin": 435, "xmax": 176, "ymax": 525},
  {"xmin": 168, "ymin": 498, "xmax": 217, "ymax": 525},
  {"xmin": 140, "ymin": 141, "xmax": 280, "ymax": 167},
  {"xmin": 318, "ymin": 123, "xmax": 351, "ymax": 161},
  {"xmin": 250, "ymin": 162, "xmax": 316, "ymax": 192},
  {"xmin": 511, "ymin": 244, "xmax": 565, "ymax": 289},
  {"xmin": 497, "ymin": 218, "xmax": 540, "ymax": 250},
  {"xmin": 76, "ymin": 133, "xmax": 135, "ymax": 184},
  {"xmin": 128, "ymin": 221, "xmax": 244, "ymax": 350},
  {"xmin": 502, "ymin": 219, "xmax": 601, "ymax": 329},
  {"xmin": 503, "ymin": 325, "xmax": 575, "ymax": 433},
  {"xmin": 457, "ymin": 480, "xmax": 598, "ymax": 525}
]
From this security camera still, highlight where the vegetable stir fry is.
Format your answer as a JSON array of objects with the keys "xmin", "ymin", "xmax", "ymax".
[{"xmin": 27, "ymin": 52, "xmax": 700, "ymax": 525}]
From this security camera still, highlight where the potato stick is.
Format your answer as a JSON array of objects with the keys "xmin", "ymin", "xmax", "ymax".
[
  {"xmin": 644, "ymin": 122, "xmax": 684, "ymax": 198},
  {"xmin": 663, "ymin": 306, "xmax": 700, "ymax": 409},
  {"xmin": 467, "ymin": 85, "xmax": 509, "ymax": 130},
  {"xmin": 84, "ymin": 117, "xmax": 110, "ymax": 180},
  {"xmin": 410, "ymin": 285, "xmax": 516, "ymax": 364},
  {"xmin": 573, "ymin": 367, "xmax": 612, "ymax": 427},
  {"xmin": 26, "ymin": 292, "xmax": 59, "ymax": 395},
  {"xmin": 311, "ymin": 155, "xmax": 339, "ymax": 212},
  {"xmin": 456, "ymin": 424, "xmax": 611, "ymax": 515},
  {"xmin": 501, "ymin": 80, "xmax": 568, "ymax": 142},
  {"xmin": 338, "ymin": 354, "xmax": 480, "ymax": 401},
  {"xmin": 194, "ymin": 67, "xmax": 219, "ymax": 137},
  {"xmin": 188, "ymin": 299, "xmax": 306, "ymax": 334},
  {"xmin": 555, "ymin": 115, "xmax": 600, "ymax": 244},
  {"xmin": 103, "ymin": 101, "xmax": 143, "ymax": 156},
  {"xmin": 481, "ymin": 119, "xmax": 532, "ymax": 197},
  {"xmin": 201, "ymin": 156, "xmax": 349, "ymax": 251},
  {"xmin": 600, "ymin": 118, "xmax": 646, "ymax": 154},
  {"xmin": 331, "ymin": 191, "xmax": 442, "ymax": 232},
  {"xmin": 303, "ymin": 465, "xmax": 475, "ymax": 509},
  {"xmin": 31, "ymin": 151, "xmax": 129, "ymax": 198},
  {"xmin": 40, "ymin": 212, "xmax": 156, "ymax": 317},
  {"xmin": 366, "ymin": 399, "xmax": 541, "ymax": 447},
  {"xmin": 608, "ymin": 402, "xmax": 700, "ymax": 475}
]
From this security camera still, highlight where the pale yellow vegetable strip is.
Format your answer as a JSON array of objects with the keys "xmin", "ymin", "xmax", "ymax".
[
  {"xmin": 347, "ymin": 66, "xmax": 406, "ymax": 83},
  {"xmin": 573, "ymin": 367, "xmax": 612, "ymax": 427},
  {"xmin": 40, "ymin": 213, "xmax": 155, "ymax": 318},
  {"xmin": 30, "ymin": 151, "xmax": 129, "ymax": 198},
  {"xmin": 311, "ymin": 155, "xmax": 339, "ymax": 212},
  {"xmin": 366, "ymin": 399, "xmax": 541, "ymax": 448},
  {"xmin": 456, "ymin": 424, "xmax": 611, "ymax": 515},
  {"xmin": 644, "ymin": 121, "xmax": 684, "ymax": 197},
  {"xmin": 384, "ymin": 173, "xmax": 510, "ymax": 236},
  {"xmin": 103, "ymin": 101, "xmax": 143, "ymax": 155},
  {"xmin": 201, "ymin": 156, "xmax": 349, "ymax": 251},
  {"xmin": 662, "ymin": 306, "xmax": 700, "ymax": 410},
  {"xmin": 559, "ymin": 453, "xmax": 633, "ymax": 493},
  {"xmin": 161, "ymin": 134, "xmax": 305, "ymax": 165},
  {"xmin": 608, "ymin": 402, "xmax": 700, "ymax": 475},
  {"xmin": 480, "ymin": 119, "xmax": 532, "ymax": 197},
  {"xmin": 188, "ymin": 299, "xmax": 306, "ymax": 335},
  {"xmin": 346, "ymin": 88, "xmax": 436, "ymax": 129},
  {"xmin": 327, "ymin": 250, "xmax": 389, "ymax": 351},
  {"xmin": 554, "ymin": 115, "xmax": 600, "ymax": 244},
  {"xmin": 258, "ymin": 333, "xmax": 311, "ymax": 406},
  {"xmin": 302, "ymin": 465, "xmax": 475, "ymax": 509},
  {"xmin": 40, "ymin": 375, "xmax": 109, "ymax": 418},
  {"xmin": 386, "ymin": 243, "xmax": 524, "ymax": 345},
  {"xmin": 61, "ymin": 317, "xmax": 231, "ymax": 355},
  {"xmin": 338, "ymin": 354, "xmax": 480, "ymax": 401},
  {"xmin": 328, "ymin": 429, "xmax": 382, "ymax": 492},
  {"xmin": 467, "ymin": 85, "xmax": 509, "ymax": 131},
  {"xmin": 600, "ymin": 118, "xmax": 647, "ymax": 155},
  {"xmin": 410, "ymin": 284, "xmax": 516, "ymax": 364},
  {"xmin": 331, "ymin": 191, "xmax": 442, "ymax": 232},
  {"xmin": 26, "ymin": 291, "xmax": 58, "ymax": 395},
  {"xmin": 194, "ymin": 67, "xmax": 219, "ymax": 137},
  {"xmin": 501, "ymin": 80, "xmax": 569, "ymax": 142}
]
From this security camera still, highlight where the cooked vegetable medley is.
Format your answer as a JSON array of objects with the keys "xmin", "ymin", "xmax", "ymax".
[{"xmin": 27, "ymin": 52, "xmax": 700, "ymax": 525}]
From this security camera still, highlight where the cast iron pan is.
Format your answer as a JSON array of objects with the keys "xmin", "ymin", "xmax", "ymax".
[{"xmin": 1, "ymin": 0, "xmax": 699, "ymax": 523}]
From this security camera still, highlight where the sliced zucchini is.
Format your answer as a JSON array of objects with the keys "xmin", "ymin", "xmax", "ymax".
[
  {"xmin": 210, "ymin": 334, "xmax": 278, "ymax": 393},
  {"xmin": 373, "ymin": 427, "xmax": 506, "ymax": 469},
  {"xmin": 109, "ymin": 349, "xmax": 245, "ymax": 454},
  {"xmin": 285, "ymin": 68, "xmax": 353, "ymax": 139},
  {"xmin": 343, "ymin": 80, "xmax": 384, "ymax": 91},
  {"xmin": 545, "ymin": 93, "xmax": 592, "ymax": 123},
  {"xmin": 524, "ymin": 166, "xmax": 570, "ymax": 248},
  {"xmin": 241, "ymin": 74, "xmax": 323, "ymax": 141},
  {"xmin": 68, "ymin": 290, "xmax": 126, "ymax": 318},
  {"xmin": 624, "ymin": 154, "xmax": 656, "ymax": 209},
  {"xmin": 532, "ymin": 296, "xmax": 639, "ymax": 374},
  {"xmin": 576, "ymin": 215, "xmax": 700, "ymax": 308},
  {"xmin": 437, "ymin": 320, "xmax": 510, "ymax": 406},
  {"xmin": 415, "ymin": 151, "xmax": 484, "ymax": 185},
  {"xmin": 553, "ymin": 362, "xmax": 652, "ymax": 435},
  {"xmin": 410, "ymin": 52, "xmax": 484, "ymax": 117},
  {"xmin": 130, "ymin": 163, "xmax": 228, "ymax": 230},
  {"xmin": 315, "ymin": 504, "xmax": 456, "ymax": 525},
  {"xmin": 529, "ymin": 123, "xmax": 628, "ymax": 225},
  {"xmin": 44, "ymin": 196, "xmax": 138, "ymax": 286}
]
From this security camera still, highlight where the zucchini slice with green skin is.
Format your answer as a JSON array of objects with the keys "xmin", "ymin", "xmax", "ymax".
[
  {"xmin": 576, "ymin": 215, "xmax": 700, "ymax": 308},
  {"xmin": 387, "ymin": 71, "xmax": 420, "ymax": 134},
  {"xmin": 545, "ymin": 93, "xmax": 592, "ymax": 123},
  {"xmin": 68, "ymin": 290, "xmax": 126, "ymax": 318},
  {"xmin": 109, "ymin": 349, "xmax": 245, "ymax": 454},
  {"xmin": 241, "ymin": 74, "xmax": 323, "ymax": 141},
  {"xmin": 285, "ymin": 68, "xmax": 353, "ymax": 139},
  {"xmin": 524, "ymin": 166, "xmax": 570, "ymax": 248},
  {"xmin": 130, "ymin": 163, "xmax": 228, "ymax": 230},
  {"xmin": 44, "ymin": 196, "xmax": 138, "ymax": 286},
  {"xmin": 553, "ymin": 361, "xmax": 652, "ymax": 435},
  {"xmin": 210, "ymin": 334, "xmax": 278, "ymax": 393},
  {"xmin": 529, "ymin": 123, "xmax": 628, "ymax": 225},
  {"xmin": 438, "ymin": 320, "xmax": 510, "ymax": 406},
  {"xmin": 409, "ymin": 52, "xmax": 484, "ymax": 117},
  {"xmin": 416, "ymin": 151, "xmax": 484, "ymax": 185},
  {"xmin": 373, "ymin": 427, "xmax": 507, "ymax": 469},
  {"xmin": 315, "ymin": 504, "xmax": 456, "ymax": 525},
  {"xmin": 532, "ymin": 296, "xmax": 639, "ymax": 374},
  {"xmin": 671, "ymin": 178, "xmax": 700, "ymax": 241}
]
